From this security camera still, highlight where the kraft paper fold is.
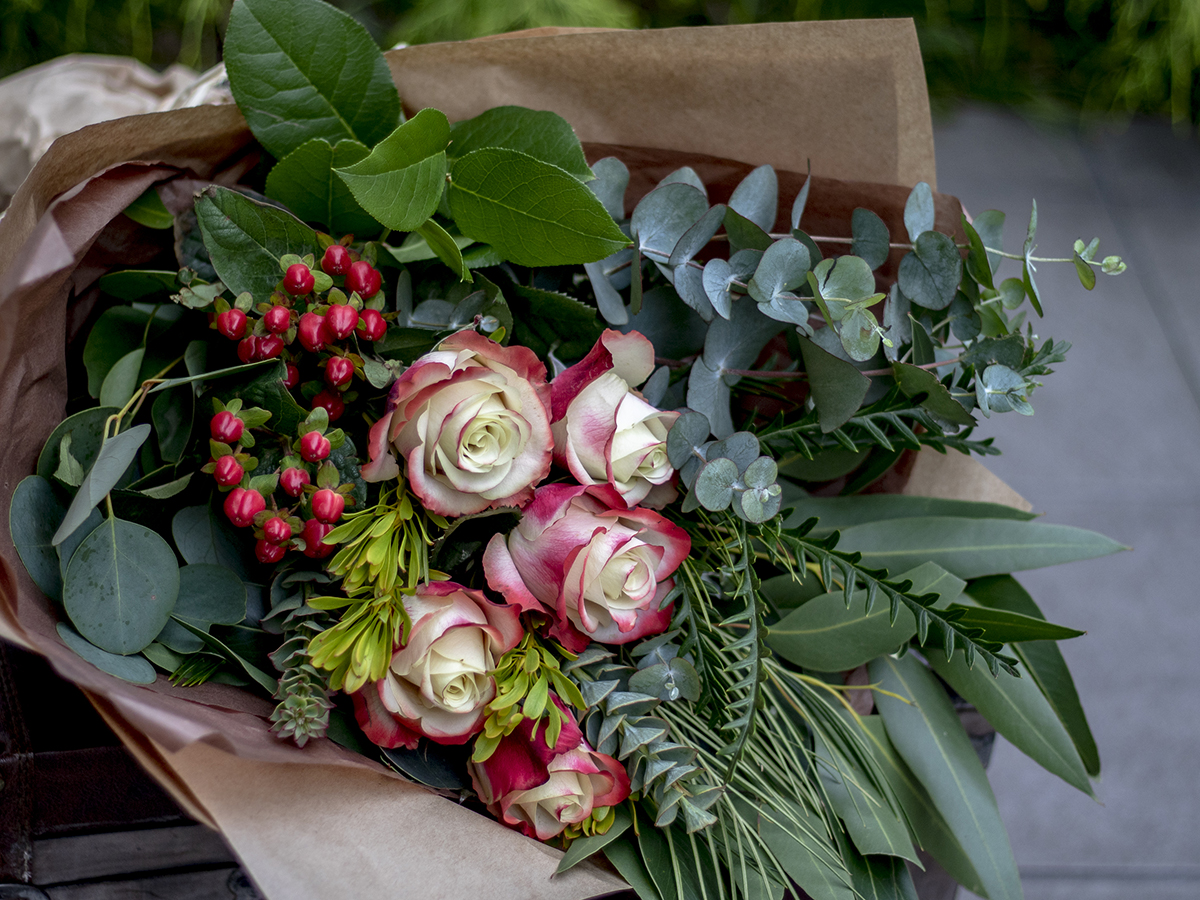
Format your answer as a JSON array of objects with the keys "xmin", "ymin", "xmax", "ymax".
[{"xmin": 0, "ymin": 20, "xmax": 1000, "ymax": 900}]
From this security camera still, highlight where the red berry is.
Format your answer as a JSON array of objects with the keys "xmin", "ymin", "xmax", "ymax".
[
  {"xmin": 210, "ymin": 411, "xmax": 244, "ymax": 444},
  {"xmin": 263, "ymin": 305, "xmax": 292, "ymax": 333},
  {"xmin": 311, "ymin": 389, "xmax": 345, "ymax": 421},
  {"xmin": 213, "ymin": 455, "xmax": 244, "ymax": 487},
  {"xmin": 263, "ymin": 516, "xmax": 292, "ymax": 544},
  {"xmin": 237, "ymin": 336, "xmax": 258, "ymax": 363},
  {"xmin": 216, "ymin": 309, "xmax": 247, "ymax": 341},
  {"xmin": 322, "ymin": 244, "xmax": 352, "ymax": 276},
  {"xmin": 258, "ymin": 334, "xmax": 285, "ymax": 359},
  {"xmin": 299, "ymin": 431, "xmax": 331, "ymax": 462},
  {"xmin": 324, "ymin": 304, "xmax": 359, "ymax": 341},
  {"xmin": 255, "ymin": 539, "xmax": 287, "ymax": 564},
  {"xmin": 298, "ymin": 313, "xmax": 327, "ymax": 353},
  {"xmin": 345, "ymin": 261, "xmax": 381, "ymax": 299},
  {"xmin": 280, "ymin": 466, "xmax": 310, "ymax": 497},
  {"xmin": 284, "ymin": 263, "xmax": 315, "ymax": 296},
  {"xmin": 311, "ymin": 488, "xmax": 345, "ymax": 525},
  {"xmin": 324, "ymin": 356, "xmax": 355, "ymax": 388},
  {"xmin": 357, "ymin": 308, "xmax": 386, "ymax": 342},
  {"xmin": 301, "ymin": 518, "xmax": 335, "ymax": 558},
  {"xmin": 282, "ymin": 363, "xmax": 300, "ymax": 389},
  {"xmin": 224, "ymin": 487, "xmax": 265, "ymax": 528}
]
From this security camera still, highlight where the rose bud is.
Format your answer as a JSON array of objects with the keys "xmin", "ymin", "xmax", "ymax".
[
  {"xmin": 263, "ymin": 305, "xmax": 292, "ymax": 334},
  {"xmin": 321, "ymin": 243, "xmax": 352, "ymax": 276},
  {"xmin": 298, "ymin": 312, "xmax": 328, "ymax": 353},
  {"xmin": 280, "ymin": 466, "xmax": 310, "ymax": 497},
  {"xmin": 311, "ymin": 388, "xmax": 345, "ymax": 421},
  {"xmin": 300, "ymin": 518, "xmax": 335, "ymax": 558},
  {"xmin": 360, "ymin": 330, "xmax": 552, "ymax": 517},
  {"xmin": 212, "ymin": 455, "xmax": 245, "ymax": 487},
  {"xmin": 283, "ymin": 263, "xmax": 315, "ymax": 296},
  {"xmin": 357, "ymin": 308, "xmax": 386, "ymax": 341},
  {"xmin": 255, "ymin": 539, "xmax": 287, "ymax": 564},
  {"xmin": 324, "ymin": 356, "xmax": 354, "ymax": 388},
  {"xmin": 551, "ymin": 330, "xmax": 678, "ymax": 508},
  {"xmin": 311, "ymin": 488, "xmax": 345, "ymax": 524},
  {"xmin": 345, "ymin": 260, "xmax": 381, "ymax": 299},
  {"xmin": 263, "ymin": 516, "xmax": 292, "ymax": 544},
  {"xmin": 215, "ymin": 309, "xmax": 247, "ymax": 341},
  {"xmin": 210, "ymin": 410, "xmax": 244, "ymax": 444},
  {"xmin": 484, "ymin": 483, "xmax": 688, "ymax": 651},
  {"xmin": 299, "ymin": 431, "xmax": 331, "ymax": 462},
  {"xmin": 324, "ymin": 304, "xmax": 359, "ymax": 341},
  {"xmin": 469, "ymin": 702, "xmax": 630, "ymax": 841},
  {"xmin": 351, "ymin": 582, "xmax": 522, "ymax": 748},
  {"xmin": 224, "ymin": 487, "xmax": 265, "ymax": 528}
]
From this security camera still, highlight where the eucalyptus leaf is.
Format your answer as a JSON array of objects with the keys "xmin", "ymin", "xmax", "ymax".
[
  {"xmin": 851, "ymin": 208, "xmax": 891, "ymax": 270},
  {"xmin": 9, "ymin": 476, "xmax": 68, "ymax": 601},
  {"xmin": 728, "ymin": 164, "xmax": 778, "ymax": 232},
  {"xmin": 631, "ymin": 183, "xmax": 709, "ymax": 267},
  {"xmin": 723, "ymin": 207, "xmax": 773, "ymax": 254},
  {"xmin": 588, "ymin": 157, "xmax": 630, "ymax": 220},
  {"xmin": 891, "ymin": 362, "xmax": 974, "ymax": 426},
  {"xmin": 972, "ymin": 209, "xmax": 1005, "ymax": 276},
  {"xmin": 797, "ymin": 336, "xmax": 870, "ymax": 433},
  {"xmin": 151, "ymin": 384, "xmax": 193, "ymax": 463},
  {"xmin": 658, "ymin": 166, "xmax": 707, "ymax": 196},
  {"xmin": 903, "ymin": 182, "xmax": 935, "ymax": 242},
  {"xmin": 449, "ymin": 148, "xmax": 628, "ymax": 266},
  {"xmin": 791, "ymin": 171, "xmax": 812, "ymax": 230},
  {"xmin": 669, "ymin": 203, "xmax": 726, "ymax": 268},
  {"xmin": 52, "ymin": 424, "xmax": 151, "ymax": 546},
  {"xmin": 223, "ymin": 0, "xmax": 400, "ymax": 159},
  {"xmin": 63, "ymin": 516, "xmax": 179, "ymax": 655},
  {"xmin": 172, "ymin": 504, "xmax": 254, "ymax": 580},
  {"xmin": 82, "ymin": 306, "xmax": 179, "ymax": 398},
  {"xmin": 748, "ymin": 238, "xmax": 811, "ymax": 312},
  {"xmin": 264, "ymin": 137, "xmax": 376, "ymax": 236},
  {"xmin": 448, "ymin": 106, "xmax": 591, "ymax": 181},
  {"xmin": 585, "ymin": 260, "xmax": 628, "ymax": 325},
  {"xmin": 56, "ymin": 623, "xmax": 157, "ymax": 684},
  {"xmin": 870, "ymin": 655, "xmax": 1022, "ymax": 900},
  {"xmin": 334, "ymin": 109, "xmax": 451, "ymax": 232},
  {"xmin": 897, "ymin": 232, "xmax": 961, "ymax": 311}
]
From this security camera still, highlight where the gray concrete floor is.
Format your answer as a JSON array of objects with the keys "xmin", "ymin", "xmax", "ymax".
[{"xmin": 932, "ymin": 107, "xmax": 1200, "ymax": 900}]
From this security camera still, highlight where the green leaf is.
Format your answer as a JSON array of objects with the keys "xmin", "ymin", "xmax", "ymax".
[
  {"xmin": 903, "ymin": 182, "xmax": 934, "ymax": 242},
  {"xmin": 63, "ymin": 516, "xmax": 180, "ymax": 655},
  {"xmin": 1072, "ymin": 252, "xmax": 1097, "ymax": 290},
  {"xmin": 448, "ymin": 148, "xmax": 629, "ymax": 266},
  {"xmin": 750, "ymin": 800, "xmax": 855, "ymax": 900},
  {"xmin": 728, "ymin": 164, "xmax": 778, "ymax": 232},
  {"xmin": 897, "ymin": 232, "xmax": 961, "ymax": 311},
  {"xmin": 943, "ymin": 604, "xmax": 1084, "ymax": 642},
  {"xmin": 264, "ymin": 138, "xmax": 377, "ymax": 236},
  {"xmin": 839, "ymin": 838, "xmax": 919, "ymax": 900},
  {"xmin": 334, "ymin": 109, "xmax": 451, "ymax": 232},
  {"xmin": 815, "ymin": 735, "xmax": 918, "ymax": 862},
  {"xmin": 851, "ymin": 208, "xmax": 891, "ymax": 270},
  {"xmin": 174, "ymin": 620, "xmax": 277, "ymax": 693},
  {"xmin": 151, "ymin": 385, "xmax": 193, "ymax": 463},
  {"xmin": 870, "ymin": 655, "xmax": 1022, "ymax": 900},
  {"xmin": 723, "ymin": 207, "xmax": 773, "ymax": 254},
  {"xmin": 37, "ymin": 407, "xmax": 121, "ymax": 482},
  {"xmin": 797, "ymin": 336, "xmax": 870, "ymax": 433},
  {"xmin": 56, "ymin": 622, "xmax": 157, "ymax": 684},
  {"xmin": 781, "ymin": 493, "xmax": 1036, "ymax": 536},
  {"xmin": 383, "ymin": 230, "xmax": 472, "ymax": 265},
  {"xmin": 926, "ymin": 647, "xmax": 1094, "ymax": 796},
  {"xmin": 767, "ymin": 562, "xmax": 964, "ymax": 671},
  {"xmin": 155, "ymin": 563, "xmax": 248, "ymax": 653},
  {"xmin": 508, "ymin": 284, "xmax": 603, "ymax": 358},
  {"xmin": 631, "ymin": 183, "xmax": 709, "ymax": 264},
  {"xmin": 588, "ymin": 157, "xmax": 630, "ymax": 220},
  {"xmin": 172, "ymin": 504, "xmax": 254, "ymax": 580},
  {"xmin": 122, "ymin": 187, "xmax": 173, "ymax": 230},
  {"xmin": 9, "ymin": 476, "xmax": 68, "ymax": 601},
  {"xmin": 891, "ymin": 362, "xmax": 974, "ymax": 426},
  {"xmin": 82, "ymin": 306, "xmax": 180, "ymax": 398},
  {"xmin": 211, "ymin": 359, "xmax": 306, "ymax": 437},
  {"xmin": 53, "ymin": 424, "xmax": 151, "ymax": 546},
  {"xmin": 637, "ymin": 819, "xmax": 678, "ymax": 900},
  {"xmin": 416, "ymin": 218, "xmax": 470, "ymax": 281},
  {"xmin": 603, "ymin": 836, "xmax": 661, "ymax": 900},
  {"xmin": 98, "ymin": 347, "xmax": 145, "ymax": 409},
  {"xmin": 748, "ymin": 238, "xmax": 811, "ymax": 319},
  {"xmin": 557, "ymin": 806, "xmax": 632, "ymax": 873},
  {"xmin": 966, "ymin": 575, "xmax": 1100, "ymax": 776},
  {"xmin": 223, "ymin": 0, "xmax": 400, "ymax": 159},
  {"xmin": 195, "ymin": 187, "xmax": 317, "ymax": 299},
  {"xmin": 908, "ymin": 314, "xmax": 934, "ymax": 366},
  {"xmin": 834, "ymin": 515, "xmax": 1127, "ymax": 579},
  {"xmin": 448, "ymin": 106, "xmax": 591, "ymax": 181},
  {"xmin": 97, "ymin": 270, "xmax": 179, "ymax": 302},
  {"xmin": 149, "ymin": 358, "xmax": 279, "ymax": 394},
  {"xmin": 962, "ymin": 216, "xmax": 994, "ymax": 290},
  {"xmin": 972, "ymin": 210, "xmax": 1005, "ymax": 276}
]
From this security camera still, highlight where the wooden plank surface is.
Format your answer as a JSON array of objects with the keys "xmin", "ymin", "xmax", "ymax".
[{"xmin": 32, "ymin": 824, "xmax": 234, "ymax": 885}]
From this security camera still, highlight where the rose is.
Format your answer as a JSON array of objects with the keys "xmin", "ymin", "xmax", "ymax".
[
  {"xmin": 351, "ymin": 582, "xmax": 523, "ymax": 748},
  {"xmin": 483, "ymin": 483, "xmax": 690, "ymax": 652},
  {"xmin": 470, "ymin": 702, "xmax": 630, "ymax": 841},
  {"xmin": 361, "ymin": 330, "xmax": 553, "ymax": 517},
  {"xmin": 551, "ymin": 329, "xmax": 679, "ymax": 508}
]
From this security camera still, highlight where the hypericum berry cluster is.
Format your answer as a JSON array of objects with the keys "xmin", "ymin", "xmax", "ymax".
[
  {"xmin": 206, "ymin": 240, "xmax": 389, "ymax": 424},
  {"xmin": 207, "ymin": 402, "xmax": 356, "ymax": 564}
]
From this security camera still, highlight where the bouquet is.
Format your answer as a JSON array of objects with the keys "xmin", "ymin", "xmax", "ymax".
[{"xmin": 0, "ymin": 2, "xmax": 1128, "ymax": 898}]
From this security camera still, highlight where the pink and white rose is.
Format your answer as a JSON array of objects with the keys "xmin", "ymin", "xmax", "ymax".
[
  {"xmin": 360, "ymin": 330, "xmax": 553, "ymax": 516},
  {"xmin": 483, "ymin": 483, "xmax": 690, "ymax": 652},
  {"xmin": 470, "ymin": 702, "xmax": 630, "ymax": 841},
  {"xmin": 551, "ymin": 330, "xmax": 678, "ymax": 508},
  {"xmin": 352, "ymin": 581, "xmax": 523, "ymax": 748}
]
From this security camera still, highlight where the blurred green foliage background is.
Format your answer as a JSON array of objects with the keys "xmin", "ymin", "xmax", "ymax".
[{"xmin": 2, "ymin": 0, "xmax": 1198, "ymax": 129}]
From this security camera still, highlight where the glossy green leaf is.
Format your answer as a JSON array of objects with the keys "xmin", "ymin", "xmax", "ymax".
[
  {"xmin": 903, "ymin": 182, "xmax": 934, "ymax": 242},
  {"xmin": 82, "ymin": 306, "xmax": 180, "ymax": 397},
  {"xmin": 891, "ymin": 362, "xmax": 974, "ymax": 426},
  {"xmin": 63, "ymin": 516, "xmax": 179, "ymax": 655},
  {"xmin": 57, "ymin": 622, "xmax": 157, "ymax": 684},
  {"xmin": 223, "ymin": 0, "xmax": 400, "ymax": 159},
  {"xmin": 334, "ymin": 109, "xmax": 450, "ymax": 232},
  {"xmin": 149, "ymin": 359, "xmax": 279, "ymax": 394},
  {"xmin": 52, "ymin": 424, "xmax": 151, "ymax": 546},
  {"xmin": 851, "ymin": 208, "xmax": 891, "ymax": 270},
  {"xmin": 416, "ymin": 218, "xmax": 470, "ymax": 282},
  {"xmin": 839, "ymin": 837, "xmax": 919, "ymax": 900},
  {"xmin": 728, "ymin": 164, "xmax": 778, "ymax": 232},
  {"xmin": 449, "ymin": 106, "xmax": 591, "ymax": 181},
  {"xmin": 767, "ymin": 562, "xmax": 964, "ymax": 671},
  {"xmin": 870, "ymin": 655, "xmax": 1021, "ymax": 900},
  {"xmin": 264, "ymin": 138, "xmax": 376, "ymax": 236},
  {"xmin": 967, "ymin": 575, "xmax": 1100, "ymax": 775},
  {"xmin": 211, "ymin": 359, "xmax": 305, "ymax": 437},
  {"xmin": 122, "ymin": 187, "xmax": 173, "ymax": 229},
  {"xmin": 151, "ymin": 385, "xmax": 193, "ymax": 463},
  {"xmin": 557, "ymin": 806, "xmax": 632, "ymax": 873},
  {"xmin": 97, "ymin": 270, "xmax": 179, "ymax": 302},
  {"xmin": 449, "ymin": 148, "xmax": 628, "ymax": 266},
  {"xmin": 9, "ymin": 476, "xmax": 68, "ymax": 601},
  {"xmin": 962, "ymin": 216, "xmax": 993, "ymax": 290},
  {"xmin": 834, "ymin": 515, "xmax": 1127, "ymax": 579},
  {"xmin": 383, "ymin": 230, "xmax": 472, "ymax": 265},
  {"xmin": 781, "ymin": 493, "xmax": 1036, "ymax": 536},
  {"xmin": 898, "ymin": 232, "xmax": 961, "ymax": 311},
  {"xmin": 926, "ymin": 647, "xmax": 1093, "ymax": 796},
  {"xmin": 797, "ymin": 336, "xmax": 870, "ymax": 433},
  {"xmin": 98, "ymin": 347, "xmax": 145, "ymax": 409},
  {"xmin": 195, "ymin": 187, "xmax": 317, "ymax": 299},
  {"xmin": 637, "ymin": 818, "xmax": 678, "ymax": 900},
  {"xmin": 815, "ymin": 736, "xmax": 918, "ymax": 862}
]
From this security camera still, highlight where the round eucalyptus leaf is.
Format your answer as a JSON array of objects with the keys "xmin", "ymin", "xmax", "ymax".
[
  {"xmin": 903, "ymin": 181, "xmax": 935, "ymax": 242},
  {"xmin": 176, "ymin": 564, "xmax": 248, "ymax": 626},
  {"xmin": 666, "ymin": 412, "xmax": 711, "ymax": 468},
  {"xmin": 728, "ymin": 164, "xmax": 778, "ymax": 233},
  {"xmin": 851, "ymin": 207, "xmax": 891, "ymax": 270},
  {"xmin": 897, "ymin": 231, "xmax": 962, "ymax": 311},
  {"xmin": 694, "ymin": 457, "xmax": 739, "ymax": 511},
  {"xmin": 701, "ymin": 258, "xmax": 735, "ymax": 320},
  {"xmin": 707, "ymin": 432, "xmax": 760, "ymax": 473},
  {"xmin": 36, "ymin": 407, "xmax": 122, "ymax": 481},
  {"xmin": 56, "ymin": 622, "xmax": 157, "ymax": 684},
  {"xmin": 743, "ymin": 456, "xmax": 779, "ymax": 490},
  {"xmin": 172, "ymin": 503, "xmax": 254, "ymax": 579},
  {"xmin": 666, "ymin": 657, "xmax": 701, "ymax": 702},
  {"xmin": 9, "ymin": 475, "xmax": 67, "ymax": 601},
  {"xmin": 679, "ymin": 455, "xmax": 703, "ymax": 490},
  {"xmin": 63, "ymin": 517, "xmax": 180, "ymax": 655}
]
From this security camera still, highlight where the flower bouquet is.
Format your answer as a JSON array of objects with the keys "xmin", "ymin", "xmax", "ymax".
[{"xmin": 0, "ymin": 3, "xmax": 1128, "ymax": 898}]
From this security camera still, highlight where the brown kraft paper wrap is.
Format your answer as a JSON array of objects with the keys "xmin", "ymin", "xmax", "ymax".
[{"xmin": 0, "ymin": 19, "xmax": 1024, "ymax": 899}]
